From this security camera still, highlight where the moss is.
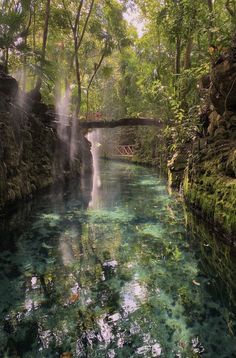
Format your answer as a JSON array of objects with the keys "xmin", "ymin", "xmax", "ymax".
[
  {"xmin": 185, "ymin": 208, "xmax": 236, "ymax": 300},
  {"xmin": 226, "ymin": 149, "xmax": 236, "ymax": 176},
  {"xmin": 184, "ymin": 169, "xmax": 236, "ymax": 237},
  {"xmin": 0, "ymin": 97, "xmax": 91, "ymax": 210}
]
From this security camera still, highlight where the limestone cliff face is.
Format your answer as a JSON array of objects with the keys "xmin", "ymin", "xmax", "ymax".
[
  {"xmin": 183, "ymin": 48, "xmax": 236, "ymax": 239},
  {"xmin": 0, "ymin": 71, "xmax": 92, "ymax": 210}
]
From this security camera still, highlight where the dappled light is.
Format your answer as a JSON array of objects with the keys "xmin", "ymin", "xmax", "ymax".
[
  {"xmin": 0, "ymin": 0, "xmax": 236, "ymax": 356},
  {"xmin": 0, "ymin": 161, "xmax": 236, "ymax": 356}
]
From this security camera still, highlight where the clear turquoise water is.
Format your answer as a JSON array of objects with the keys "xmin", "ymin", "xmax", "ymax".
[{"xmin": 0, "ymin": 160, "xmax": 236, "ymax": 357}]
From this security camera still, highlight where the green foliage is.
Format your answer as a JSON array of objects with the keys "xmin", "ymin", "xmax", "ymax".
[
  {"xmin": 0, "ymin": 12, "xmax": 26, "ymax": 50},
  {"xmin": 1, "ymin": 0, "xmax": 235, "ymax": 163}
]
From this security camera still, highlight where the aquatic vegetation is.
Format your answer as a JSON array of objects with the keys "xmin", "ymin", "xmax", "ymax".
[
  {"xmin": 0, "ymin": 161, "xmax": 235, "ymax": 357},
  {"xmin": 87, "ymin": 208, "xmax": 135, "ymax": 224}
]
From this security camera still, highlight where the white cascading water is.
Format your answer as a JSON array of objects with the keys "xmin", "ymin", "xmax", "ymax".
[
  {"xmin": 87, "ymin": 129, "xmax": 102, "ymax": 208},
  {"xmin": 70, "ymin": 114, "xmax": 77, "ymax": 161},
  {"xmin": 12, "ymin": 69, "xmax": 27, "ymax": 109},
  {"xmin": 56, "ymin": 85, "xmax": 78, "ymax": 163},
  {"xmin": 56, "ymin": 85, "xmax": 71, "ymax": 144}
]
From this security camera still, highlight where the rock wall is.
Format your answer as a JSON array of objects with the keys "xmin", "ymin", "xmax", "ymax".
[
  {"xmin": 0, "ymin": 71, "xmax": 92, "ymax": 210},
  {"xmin": 183, "ymin": 48, "xmax": 236, "ymax": 240}
]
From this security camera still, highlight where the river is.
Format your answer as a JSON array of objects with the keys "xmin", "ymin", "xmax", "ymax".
[{"xmin": 0, "ymin": 160, "xmax": 236, "ymax": 357}]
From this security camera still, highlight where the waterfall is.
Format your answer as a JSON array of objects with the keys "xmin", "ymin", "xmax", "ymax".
[
  {"xmin": 70, "ymin": 114, "xmax": 77, "ymax": 161},
  {"xmin": 87, "ymin": 129, "xmax": 102, "ymax": 208},
  {"xmin": 56, "ymin": 86, "xmax": 71, "ymax": 144},
  {"xmin": 55, "ymin": 85, "xmax": 79, "ymax": 166}
]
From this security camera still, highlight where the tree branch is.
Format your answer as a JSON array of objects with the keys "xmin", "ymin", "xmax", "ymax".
[
  {"xmin": 74, "ymin": 0, "xmax": 84, "ymax": 36},
  {"xmin": 86, "ymin": 40, "xmax": 108, "ymax": 117},
  {"xmin": 62, "ymin": 0, "xmax": 74, "ymax": 32},
  {"xmin": 35, "ymin": 0, "xmax": 51, "ymax": 90},
  {"xmin": 88, "ymin": 49, "xmax": 107, "ymax": 91},
  {"xmin": 77, "ymin": 0, "xmax": 95, "ymax": 49}
]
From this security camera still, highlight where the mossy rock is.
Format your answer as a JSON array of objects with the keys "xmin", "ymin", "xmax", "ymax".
[
  {"xmin": 226, "ymin": 149, "xmax": 236, "ymax": 177},
  {"xmin": 0, "ymin": 86, "xmax": 91, "ymax": 210},
  {"xmin": 184, "ymin": 169, "xmax": 236, "ymax": 237}
]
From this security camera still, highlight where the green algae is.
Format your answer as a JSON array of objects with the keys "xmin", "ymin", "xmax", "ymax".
[
  {"xmin": 0, "ymin": 161, "xmax": 236, "ymax": 357},
  {"xmin": 184, "ymin": 167, "xmax": 236, "ymax": 237},
  {"xmin": 87, "ymin": 207, "xmax": 135, "ymax": 224}
]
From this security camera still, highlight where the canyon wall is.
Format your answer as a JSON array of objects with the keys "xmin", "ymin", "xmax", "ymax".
[{"xmin": 0, "ymin": 70, "xmax": 92, "ymax": 210}]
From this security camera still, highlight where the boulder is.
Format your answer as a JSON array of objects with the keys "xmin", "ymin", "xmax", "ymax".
[
  {"xmin": 226, "ymin": 149, "xmax": 236, "ymax": 177},
  {"xmin": 207, "ymin": 111, "xmax": 221, "ymax": 136},
  {"xmin": 229, "ymin": 115, "xmax": 236, "ymax": 128},
  {"xmin": 210, "ymin": 53, "xmax": 236, "ymax": 114},
  {"xmin": 27, "ymin": 88, "xmax": 42, "ymax": 103},
  {"xmin": 209, "ymin": 84, "xmax": 225, "ymax": 115},
  {"xmin": 168, "ymin": 151, "xmax": 189, "ymax": 189},
  {"xmin": 200, "ymin": 74, "xmax": 211, "ymax": 90},
  {"xmin": 214, "ymin": 126, "xmax": 226, "ymax": 138},
  {"xmin": 0, "ymin": 70, "xmax": 18, "ymax": 97}
]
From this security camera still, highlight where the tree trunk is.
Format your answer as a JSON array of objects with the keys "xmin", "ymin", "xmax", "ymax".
[
  {"xmin": 208, "ymin": 0, "xmax": 214, "ymax": 44},
  {"xmin": 176, "ymin": 35, "xmax": 181, "ymax": 75},
  {"xmin": 86, "ymin": 46, "xmax": 107, "ymax": 118},
  {"xmin": 33, "ymin": 2, "xmax": 36, "ymax": 53},
  {"xmin": 36, "ymin": 0, "xmax": 51, "ymax": 91},
  {"xmin": 73, "ymin": 0, "xmax": 95, "ymax": 118},
  {"xmin": 184, "ymin": 37, "xmax": 193, "ymax": 69},
  {"xmin": 74, "ymin": 34, "xmax": 81, "ymax": 118},
  {"xmin": 22, "ymin": 37, "xmax": 27, "ymax": 91},
  {"xmin": 62, "ymin": 0, "xmax": 95, "ymax": 118},
  {"xmin": 225, "ymin": 0, "xmax": 236, "ymax": 39},
  {"xmin": 21, "ymin": 10, "xmax": 32, "ymax": 91}
]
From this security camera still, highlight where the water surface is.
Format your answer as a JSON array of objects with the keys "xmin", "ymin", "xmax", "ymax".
[{"xmin": 0, "ymin": 160, "xmax": 236, "ymax": 357}]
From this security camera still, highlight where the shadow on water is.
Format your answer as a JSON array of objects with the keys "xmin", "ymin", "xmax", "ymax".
[
  {"xmin": 185, "ymin": 211, "xmax": 236, "ymax": 343},
  {"xmin": 0, "ymin": 160, "xmax": 236, "ymax": 357}
]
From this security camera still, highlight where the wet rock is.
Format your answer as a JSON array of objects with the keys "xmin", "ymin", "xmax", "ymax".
[
  {"xmin": 210, "ymin": 52, "xmax": 236, "ymax": 114},
  {"xmin": 217, "ymin": 117, "xmax": 227, "ymax": 128},
  {"xmin": 200, "ymin": 74, "xmax": 211, "ymax": 90},
  {"xmin": 32, "ymin": 102, "xmax": 48, "ymax": 116},
  {"xmin": 182, "ymin": 46, "xmax": 236, "ymax": 239},
  {"xmin": 209, "ymin": 84, "xmax": 225, "ymax": 115},
  {"xmin": 226, "ymin": 149, "xmax": 236, "ymax": 177},
  {"xmin": 207, "ymin": 111, "xmax": 220, "ymax": 136},
  {"xmin": 0, "ymin": 78, "xmax": 92, "ymax": 210},
  {"xmin": 0, "ymin": 70, "xmax": 18, "ymax": 97},
  {"xmin": 229, "ymin": 115, "xmax": 236, "ymax": 128},
  {"xmin": 214, "ymin": 127, "xmax": 226, "ymax": 138},
  {"xmin": 168, "ymin": 150, "xmax": 190, "ymax": 189},
  {"xmin": 27, "ymin": 88, "xmax": 42, "ymax": 103},
  {"xmin": 223, "ymin": 110, "xmax": 235, "ymax": 120}
]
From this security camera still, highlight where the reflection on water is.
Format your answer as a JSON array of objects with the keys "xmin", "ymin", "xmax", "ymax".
[
  {"xmin": 87, "ymin": 129, "xmax": 102, "ymax": 209},
  {"xmin": 0, "ymin": 161, "xmax": 236, "ymax": 357}
]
